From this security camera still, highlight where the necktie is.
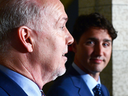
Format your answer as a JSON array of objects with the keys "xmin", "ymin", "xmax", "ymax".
[{"xmin": 92, "ymin": 84, "xmax": 102, "ymax": 96}]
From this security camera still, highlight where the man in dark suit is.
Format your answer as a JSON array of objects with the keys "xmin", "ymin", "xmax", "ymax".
[
  {"xmin": 0, "ymin": 0, "xmax": 73, "ymax": 95},
  {"xmin": 47, "ymin": 13, "xmax": 117, "ymax": 96}
]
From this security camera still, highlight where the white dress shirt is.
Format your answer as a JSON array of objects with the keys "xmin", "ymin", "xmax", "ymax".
[
  {"xmin": 0, "ymin": 65, "xmax": 42, "ymax": 96},
  {"xmin": 72, "ymin": 62, "xmax": 101, "ymax": 96}
]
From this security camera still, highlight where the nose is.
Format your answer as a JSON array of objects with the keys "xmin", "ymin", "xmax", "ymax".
[
  {"xmin": 66, "ymin": 30, "xmax": 74, "ymax": 45},
  {"xmin": 94, "ymin": 44, "xmax": 103, "ymax": 56}
]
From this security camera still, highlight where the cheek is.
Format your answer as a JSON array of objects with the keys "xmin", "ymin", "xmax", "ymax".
[
  {"xmin": 105, "ymin": 50, "xmax": 112, "ymax": 63},
  {"xmin": 82, "ymin": 47, "xmax": 93, "ymax": 57},
  {"xmin": 106, "ymin": 49, "xmax": 112, "ymax": 57},
  {"xmin": 44, "ymin": 35, "xmax": 57, "ymax": 51},
  {"xmin": 76, "ymin": 45, "xmax": 92, "ymax": 58},
  {"xmin": 76, "ymin": 49, "xmax": 89, "ymax": 63}
]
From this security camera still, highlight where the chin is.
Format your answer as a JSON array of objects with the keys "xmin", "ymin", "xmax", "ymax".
[
  {"xmin": 59, "ymin": 68, "xmax": 66, "ymax": 76},
  {"xmin": 51, "ymin": 75, "xmax": 58, "ymax": 81},
  {"xmin": 52, "ymin": 67, "xmax": 66, "ymax": 81}
]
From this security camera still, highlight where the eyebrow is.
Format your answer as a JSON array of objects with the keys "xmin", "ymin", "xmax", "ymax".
[
  {"xmin": 55, "ymin": 17, "xmax": 68, "ymax": 26},
  {"xmin": 87, "ymin": 37, "xmax": 112, "ymax": 42}
]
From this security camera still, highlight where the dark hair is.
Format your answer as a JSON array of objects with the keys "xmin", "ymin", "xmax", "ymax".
[{"xmin": 72, "ymin": 12, "xmax": 117, "ymax": 43}]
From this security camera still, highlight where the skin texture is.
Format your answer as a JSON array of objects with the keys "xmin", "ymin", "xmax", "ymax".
[
  {"xmin": 0, "ymin": 0, "xmax": 74, "ymax": 89},
  {"xmin": 72, "ymin": 27, "xmax": 112, "ymax": 81}
]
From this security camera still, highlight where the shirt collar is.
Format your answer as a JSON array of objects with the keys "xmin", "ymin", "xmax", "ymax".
[
  {"xmin": 0, "ymin": 65, "xmax": 42, "ymax": 96},
  {"xmin": 72, "ymin": 63, "xmax": 101, "ymax": 94}
]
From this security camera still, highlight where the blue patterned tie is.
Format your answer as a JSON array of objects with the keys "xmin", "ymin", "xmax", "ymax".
[{"xmin": 92, "ymin": 84, "xmax": 102, "ymax": 96}]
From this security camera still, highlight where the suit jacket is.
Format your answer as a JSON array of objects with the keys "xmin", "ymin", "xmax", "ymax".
[
  {"xmin": 47, "ymin": 66, "xmax": 110, "ymax": 96},
  {"xmin": 0, "ymin": 70, "xmax": 28, "ymax": 96}
]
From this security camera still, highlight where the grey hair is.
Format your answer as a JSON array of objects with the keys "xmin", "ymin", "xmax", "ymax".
[{"xmin": 0, "ymin": 0, "xmax": 44, "ymax": 52}]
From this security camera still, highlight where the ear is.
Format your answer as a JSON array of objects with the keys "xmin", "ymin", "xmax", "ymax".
[
  {"xmin": 72, "ymin": 40, "xmax": 78, "ymax": 53},
  {"xmin": 18, "ymin": 26, "xmax": 33, "ymax": 52}
]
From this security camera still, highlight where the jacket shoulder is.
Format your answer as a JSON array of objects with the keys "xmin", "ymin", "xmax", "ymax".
[
  {"xmin": 0, "ymin": 87, "xmax": 9, "ymax": 96},
  {"xmin": 0, "ymin": 71, "xmax": 28, "ymax": 96}
]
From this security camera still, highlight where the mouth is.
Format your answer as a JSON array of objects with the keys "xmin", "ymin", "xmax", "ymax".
[
  {"xmin": 62, "ymin": 52, "xmax": 68, "ymax": 62},
  {"xmin": 62, "ymin": 52, "xmax": 67, "ymax": 57},
  {"xmin": 90, "ymin": 57, "xmax": 104, "ymax": 64},
  {"xmin": 62, "ymin": 53, "xmax": 66, "ymax": 56},
  {"xmin": 62, "ymin": 47, "xmax": 68, "ymax": 57},
  {"xmin": 91, "ymin": 59, "xmax": 103, "ymax": 63}
]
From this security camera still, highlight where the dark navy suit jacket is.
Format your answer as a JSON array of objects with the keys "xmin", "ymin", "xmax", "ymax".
[
  {"xmin": 47, "ymin": 66, "xmax": 110, "ymax": 96},
  {"xmin": 0, "ymin": 70, "xmax": 28, "ymax": 96}
]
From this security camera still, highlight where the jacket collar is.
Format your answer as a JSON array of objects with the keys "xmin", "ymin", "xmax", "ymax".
[
  {"xmin": 0, "ymin": 70, "xmax": 28, "ymax": 96},
  {"xmin": 67, "ymin": 66, "xmax": 93, "ymax": 96}
]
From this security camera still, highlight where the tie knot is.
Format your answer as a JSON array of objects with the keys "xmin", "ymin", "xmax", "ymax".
[{"xmin": 93, "ymin": 84, "xmax": 102, "ymax": 96}]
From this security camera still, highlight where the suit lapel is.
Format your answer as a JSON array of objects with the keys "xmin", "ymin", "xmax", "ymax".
[
  {"xmin": 101, "ymin": 84, "xmax": 110, "ymax": 96},
  {"xmin": 78, "ymin": 82, "xmax": 93, "ymax": 96},
  {"xmin": 0, "ymin": 71, "xmax": 28, "ymax": 96},
  {"xmin": 68, "ymin": 66, "xmax": 93, "ymax": 96}
]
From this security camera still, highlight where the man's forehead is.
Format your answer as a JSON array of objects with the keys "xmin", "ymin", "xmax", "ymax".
[
  {"xmin": 87, "ymin": 37, "xmax": 112, "ymax": 42},
  {"xmin": 38, "ymin": 0, "xmax": 60, "ymax": 6},
  {"xmin": 47, "ymin": 0, "xmax": 67, "ymax": 22},
  {"xmin": 82, "ymin": 29, "xmax": 112, "ymax": 42}
]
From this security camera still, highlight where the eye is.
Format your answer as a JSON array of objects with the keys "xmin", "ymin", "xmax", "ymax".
[
  {"xmin": 103, "ymin": 42, "xmax": 110, "ymax": 47},
  {"xmin": 61, "ymin": 26, "xmax": 64, "ymax": 29},
  {"xmin": 60, "ymin": 25, "xmax": 65, "ymax": 31},
  {"xmin": 86, "ymin": 40, "xmax": 94, "ymax": 45}
]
